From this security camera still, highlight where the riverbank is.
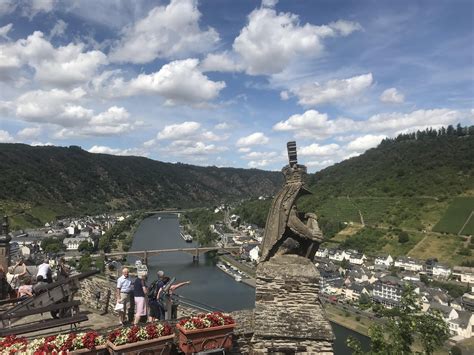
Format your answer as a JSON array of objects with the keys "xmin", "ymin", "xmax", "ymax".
[{"xmin": 323, "ymin": 304, "xmax": 371, "ymax": 336}]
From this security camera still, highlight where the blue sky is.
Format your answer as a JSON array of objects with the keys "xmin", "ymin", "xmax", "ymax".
[{"xmin": 0, "ymin": 0, "xmax": 472, "ymax": 171}]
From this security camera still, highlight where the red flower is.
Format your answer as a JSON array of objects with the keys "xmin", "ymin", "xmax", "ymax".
[
  {"xmin": 127, "ymin": 325, "xmax": 140, "ymax": 343},
  {"xmin": 82, "ymin": 331, "xmax": 100, "ymax": 350},
  {"xmin": 162, "ymin": 323, "xmax": 172, "ymax": 336},
  {"xmin": 107, "ymin": 329, "xmax": 121, "ymax": 343}
]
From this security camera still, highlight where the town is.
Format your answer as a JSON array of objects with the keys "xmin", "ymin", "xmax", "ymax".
[{"xmin": 5, "ymin": 206, "xmax": 473, "ymax": 349}]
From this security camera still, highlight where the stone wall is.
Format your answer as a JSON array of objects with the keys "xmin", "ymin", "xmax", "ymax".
[
  {"xmin": 251, "ymin": 254, "xmax": 334, "ymax": 354},
  {"xmin": 79, "ymin": 275, "xmax": 118, "ymax": 314}
]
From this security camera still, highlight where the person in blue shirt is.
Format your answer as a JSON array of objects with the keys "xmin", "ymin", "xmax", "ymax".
[{"xmin": 116, "ymin": 267, "xmax": 132, "ymax": 325}]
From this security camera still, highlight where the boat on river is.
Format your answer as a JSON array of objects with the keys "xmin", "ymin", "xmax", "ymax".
[{"xmin": 180, "ymin": 231, "xmax": 193, "ymax": 242}]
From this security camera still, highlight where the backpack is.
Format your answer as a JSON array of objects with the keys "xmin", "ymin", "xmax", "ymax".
[{"xmin": 147, "ymin": 280, "xmax": 160, "ymax": 299}]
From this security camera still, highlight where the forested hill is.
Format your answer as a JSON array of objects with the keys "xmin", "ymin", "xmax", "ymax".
[
  {"xmin": 0, "ymin": 144, "xmax": 282, "ymax": 214},
  {"xmin": 307, "ymin": 126, "xmax": 474, "ymax": 200}
]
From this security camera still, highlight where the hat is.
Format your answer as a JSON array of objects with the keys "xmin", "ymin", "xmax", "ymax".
[{"xmin": 157, "ymin": 270, "xmax": 164, "ymax": 277}]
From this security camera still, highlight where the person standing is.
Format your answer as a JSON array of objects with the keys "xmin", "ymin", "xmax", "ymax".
[
  {"xmin": 148, "ymin": 270, "xmax": 166, "ymax": 322},
  {"xmin": 133, "ymin": 273, "xmax": 148, "ymax": 325},
  {"xmin": 116, "ymin": 267, "xmax": 132, "ymax": 325},
  {"xmin": 56, "ymin": 258, "xmax": 70, "ymax": 282}
]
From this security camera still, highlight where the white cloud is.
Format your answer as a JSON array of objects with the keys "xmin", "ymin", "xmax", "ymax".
[
  {"xmin": 15, "ymin": 87, "xmax": 87, "ymax": 125},
  {"xmin": 273, "ymin": 109, "xmax": 353, "ymax": 139},
  {"xmin": 215, "ymin": 122, "xmax": 230, "ymax": 130},
  {"xmin": 88, "ymin": 145, "xmax": 148, "ymax": 157},
  {"xmin": 236, "ymin": 132, "xmax": 270, "ymax": 147},
  {"xmin": 110, "ymin": 0, "xmax": 219, "ymax": 63},
  {"xmin": 273, "ymin": 108, "xmax": 468, "ymax": 140},
  {"xmin": 200, "ymin": 52, "xmax": 244, "ymax": 73},
  {"xmin": 22, "ymin": 0, "xmax": 56, "ymax": 18},
  {"xmin": 153, "ymin": 121, "xmax": 225, "ymax": 157},
  {"xmin": 174, "ymin": 142, "xmax": 227, "ymax": 156},
  {"xmin": 380, "ymin": 87, "xmax": 405, "ymax": 104},
  {"xmin": 125, "ymin": 59, "xmax": 226, "ymax": 105},
  {"xmin": 54, "ymin": 106, "xmax": 139, "ymax": 138},
  {"xmin": 299, "ymin": 143, "xmax": 340, "ymax": 156},
  {"xmin": 347, "ymin": 134, "xmax": 386, "ymax": 151},
  {"xmin": 365, "ymin": 109, "xmax": 462, "ymax": 133},
  {"xmin": 233, "ymin": 6, "xmax": 361, "ymax": 75},
  {"xmin": 0, "ymin": 31, "xmax": 107, "ymax": 86},
  {"xmin": 327, "ymin": 20, "xmax": 363, "ymax": 36},
  {"xmin": 262, "ymin": 0, "xmax": 278, "ymax": 7},
  {"xmin": 243, "ymin": 151, "xmax": 278, "ymax": 160},
  {"xmin": 238, "ymin": 147, "xmax": 251, "ymax": 153},
  {"xmin": 280, "ymin": 91, "xmax": 290, "ymax": 100},
  {"xmin": 0, "ymin": 130, "xmax": 14, "ymax": 143},
  {"xmin": 48, "ymin": 20, "xmax": 68, "ymax": 39},
  {"xmin": 17, "ymin": 126, "xmax": 41, "ymax": 139},
  {"xmin": 157, "ymin": 121, "xmax": 201, "ymax": 140},
  {"xmin": 306, "ymin": 159, "xmax": 334, "ymax": 170},
  {"xmin": 286, "ymin": 73, "xmax": 373, "ymax": 106},
  {"xmin": 0, "ymin": 1, "xmax": 16, "ymax": 16},
  {"xmin": 0, "ymin": 23, "xmax": 13, "ymax": 40}
]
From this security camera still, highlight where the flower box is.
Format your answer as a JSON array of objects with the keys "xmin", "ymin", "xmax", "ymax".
[
  {"xmin": 70, "ymin": 344, "xmax": 108, "ymax": 354},
  {"xmin": 176, "ymin": 312, "xmax": 236, "ymax": 354},
  {"xmin": 107, "ymin": 334, "xmax": 174, "ymax": 355},
  {"xmin": 107, "ymin": 322, "xmax": 174, "ymax": 355}
]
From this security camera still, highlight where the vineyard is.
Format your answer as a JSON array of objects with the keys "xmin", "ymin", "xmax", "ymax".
[{"xmin": 433, "ymin": 197, "xmax": 474, "ymax": 235}]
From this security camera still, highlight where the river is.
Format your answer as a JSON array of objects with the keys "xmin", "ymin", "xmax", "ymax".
[{"xmin": 130, "ymin": 214, "xmax": 370, "ymax": 354}]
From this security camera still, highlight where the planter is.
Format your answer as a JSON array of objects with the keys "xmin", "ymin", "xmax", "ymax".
[
  {"xmin": 176, "ymin": 323, "xmax": 235, "ymax": 354},
  {"xmin": 107, "ymin": 334, "xmax": 174, "ymax": 355},
  {"xmin": 70, "ymin": 344, "xmax": 108, "ymax": 354}
]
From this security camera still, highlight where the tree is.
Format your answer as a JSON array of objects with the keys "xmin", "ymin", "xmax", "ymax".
[
  {"xmin": 358, "ymin": 293, "xmax": 372, "ymax": 310},
  {"xmin": 78, "ymin": 254, "xmax": 92, "ymax": 272},
  {"xmin": 398, "ymin": 231, "xmax": 409, "ymax": 243},
  {"xmin": 41, "ymin": 236, "xmax": 66, "ymax": 254},
  {"xmin": 340, "ymin": 258, "xmax": 350, "ymax": 270},
  {"xmin": 348, "ymin": 284, "xmax": 450, "ymax": 355},
  {"xmin": 78, "ymin": 241, "xmax": 94, "ymax": 254}
]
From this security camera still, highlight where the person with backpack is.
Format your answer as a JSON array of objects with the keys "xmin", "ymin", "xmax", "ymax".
[{"xmin": 147, "ymin": 270, "xmax": 166, "ymax": 321}]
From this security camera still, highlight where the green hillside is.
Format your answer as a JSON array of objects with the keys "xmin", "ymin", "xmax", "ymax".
[
  {"xmin": 300, "ymin": 126, "xmax": 474, "ymax": 230},
  {"xmin": 433, "ymin": 197, "xmax": 474, "ymax": 235},
  {"xmin": 0, "ymin": 143, "xmax": 282, "ymax": 228},
  {"xmin": 235, "ymin": 125, "xmax": 474, "ymax": 265}
]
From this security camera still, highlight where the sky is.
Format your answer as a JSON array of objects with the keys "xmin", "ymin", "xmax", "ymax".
[{"xmin": 0, "ymin": 0, "xmax": 473, "ymax": 172}]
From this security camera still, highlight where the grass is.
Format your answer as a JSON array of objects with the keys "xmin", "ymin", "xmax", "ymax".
[
  {"xmin": 0, "ymin": 200, "xmax": 71, "ymax": 230},
  {"xmin": 408, "ymin": 232, "xmax": 466, "ymax": 266},
  {"xmin": 318, "ymin": 196, "xmax": 447, "ymax": 232},
  {"xmin": 323, "ymin": 304, "xmax": 372, "ymax": 336},
  {"xmin": 380, "ymin": 231, "xmax": 424, "ymax": 257},
  {"xmin": 433, "ymin": 197, "xmax": 474, "ymax": 234},
  {"xmin": 331, "ymin": 224, "xmax": 364, "ymax": 243},
  {"xmin": 317, "ymin": 197, "xmax": 360, "ymax": 223}
]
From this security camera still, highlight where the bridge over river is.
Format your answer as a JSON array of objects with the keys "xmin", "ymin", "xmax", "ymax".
[{"xmin": 65, "ymin": 246, "xmax": 241, "ymax": 264}]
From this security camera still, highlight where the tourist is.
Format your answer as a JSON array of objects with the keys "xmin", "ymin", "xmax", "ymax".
[
  {"xmin": 148, "ymin": 270, "xmax": 166, "ymax": 322},
  {"xmin": 12, "ymin": 257, "xmax": 28, "ymax": 280},
  {"xmin": 37, "ymin": 258, "xmax": 53, "ymax": 283},
  {"xmin": 33, "ymin": 275, "xmax": 48, "ymax": 295},
  {"xmin": 157, "ymin": 278, "xmax": 191, "ymax": 320},
  {"xmin": 7, "ymin": 267, "xmax": 19, "ymax": 293},
  {"xmin": 116, "ymin": 267, "xmax": 132, "ymax": 325},
  {"xmin": 133, "ymin": 273, "xmax": 148, "ymax": 325},
  {"xmin": 0, "ymin": 266, "xmax": 14, "ymax": 300},
  {"xmin": 56, "ymin": 257, "xmax": 70, "ymax": 282},
  {"xmin": 17, "ymin": 277, "xmax": 33, "ymax": 299}
]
